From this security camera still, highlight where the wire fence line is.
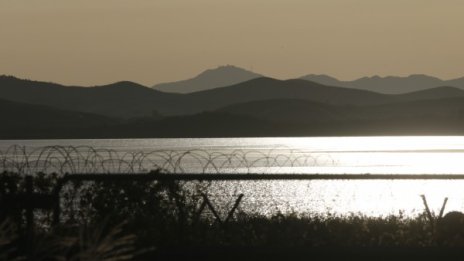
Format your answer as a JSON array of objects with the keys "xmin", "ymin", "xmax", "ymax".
[
  {"xmin": 4, "ymin": 145, "xmax": 464, "ymax": 227},
  {"xmin": 0, "ymin": 145, "xmax": 336, "ymax": 175}
]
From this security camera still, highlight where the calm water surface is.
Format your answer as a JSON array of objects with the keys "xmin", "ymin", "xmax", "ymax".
[{"xmin": 2, "ymin": 136, "xmax": 464, "ymax": 217}]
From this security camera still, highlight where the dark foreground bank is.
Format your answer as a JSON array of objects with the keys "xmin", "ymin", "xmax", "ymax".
[
  {"xmin": 155, "ymin": 247, "xmax": 464, "ymax": 261},
  {"xmin": 2, "ymin": 172, "xmax": 464, "ymax": 260}
]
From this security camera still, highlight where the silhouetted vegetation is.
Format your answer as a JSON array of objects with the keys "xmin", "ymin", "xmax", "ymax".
[{"xmin": 2, "ymin": 172, "xmax": 464, "ymax": 260}]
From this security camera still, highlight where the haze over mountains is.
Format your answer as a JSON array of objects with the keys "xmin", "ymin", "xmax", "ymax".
[
  {"xmin": 152, "ymin": 65, "xmax": 262, "ymax": 93},
  {"xmin": 3, "ymin": 75, "xmax": 464, "ymax": 119},
  {"xmin": 2, "ymin": 65, "xmax": 464, "ymax": 138},
  {"xmin": 151, "ymin": 65, "xmax": 464, "ymax": 94},
  {"xmin": 300, "ymin": 74, "xmax": 464, "ymax": 94}
]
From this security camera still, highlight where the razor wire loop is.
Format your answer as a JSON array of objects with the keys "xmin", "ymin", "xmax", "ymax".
[{"xmin": 0, "ymin": 145, "xmax": 335, "ymax": 175}]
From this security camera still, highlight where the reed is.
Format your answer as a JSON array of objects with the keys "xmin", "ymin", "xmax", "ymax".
[{"xmin": 1, "ymin": 170, "xmax": 464, "ymax": 259}]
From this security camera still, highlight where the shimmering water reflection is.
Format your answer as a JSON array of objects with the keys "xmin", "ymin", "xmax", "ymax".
[
  {"xmin": 205, "ymin": 180, "xmax": 461, "ymax": 217},
  {"xmin": 2, "ymin": 136, "xmax": 464, "ymax": 217}
]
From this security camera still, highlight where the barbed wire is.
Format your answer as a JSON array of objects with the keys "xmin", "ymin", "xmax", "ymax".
[{"xmin": 0, "ymin": 145, "xmax": 335, "ymax": 175}]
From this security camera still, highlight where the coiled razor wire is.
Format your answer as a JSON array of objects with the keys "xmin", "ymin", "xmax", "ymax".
[{"xmin": 0, "ymin": 145, "xmax": 335, "ymax": 175}]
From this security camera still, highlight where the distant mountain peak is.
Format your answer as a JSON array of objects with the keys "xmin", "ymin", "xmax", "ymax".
[
  {"xmin": 301, "ymin": 73, "xmax": 464, "ymax": 94},
  {"xmin": 195, "ymin": 65, "xmax": 259, "ymax": 79},
  {"xmin": 298, "ymin": 74, "xmax": 342, "ymax": 86},
  {"xmin": 300, "ymin": 74, "xmax": 338, "ymax": 80},
  {"xmin": 152, "ymin": 65, "xmax": 262, "ymax": 94},
  {"xmin": 103, "ymin": 81, "xmax": 147, "ymax": 89},
  {"xmin": 0, "ymin": 74, "xmax": 16, "ymax": 79},
  {"xmin": 408, "ymin": 73, "xmax": 431, "ymax": 77},
  {"xmin": 201, "ymin": 64, "xmax": 251, "ymax": 73},
  {"xmin": 406, "ymin": 74, "xmax": 443, "ymax": 80},
  {"xmin": 362, "ymin": 74, "xmax": 442, "ymax": 80}
]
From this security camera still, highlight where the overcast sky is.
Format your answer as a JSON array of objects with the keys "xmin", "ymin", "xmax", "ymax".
[{"xmin": 1, "ymin": 0, "xmax": 463, "ymax": 86}]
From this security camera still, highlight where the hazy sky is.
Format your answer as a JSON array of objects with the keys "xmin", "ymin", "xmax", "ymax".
[{"xmin": 1, "ymin": 0, "xmax": 464, "ymax": 86}]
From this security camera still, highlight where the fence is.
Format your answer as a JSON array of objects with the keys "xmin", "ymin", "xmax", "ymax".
[
  {"xmin": 4, "ymin": 146, "xmax": 464, "ymax": 260},
  {"xmin": 0, "ymin": 145, "xmax": 336, "ymax": 174},
  {"xmin": 2, "ymin": 172, "xmax": 464, "ymax": 238},
  {"xmin": 2, "ymin": 146, "xmax": 464, "ymax": 248}
]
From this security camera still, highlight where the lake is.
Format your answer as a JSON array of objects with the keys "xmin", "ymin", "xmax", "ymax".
[{"xmin": 1, "ymin": 136, "xmax": 464, "ymax": 217}]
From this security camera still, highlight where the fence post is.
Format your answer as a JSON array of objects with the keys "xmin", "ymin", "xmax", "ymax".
[
  {"xmin": 199, "ymin": 193, "xmax": 244, "ymax": 225},
  {"xmin": 52, "ymin": 177, "xmax": 66, "ymax": 226},
  {"xmin": 225, "ymin": 194, "xmax": 244, "ymax": 223},
  {"xmin": 25, "ymin": 175, "xmax": 33, "ymax": 252},
  {"xmin": 201, "ymin": 193, "xmax": 223, "ymax": 225}
]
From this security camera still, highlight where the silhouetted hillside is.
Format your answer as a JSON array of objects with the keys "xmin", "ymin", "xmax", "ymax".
[
  {"xmin": 215, "ymin": 97, "xmax": 464, "ymax": 135},
  {"xmin": 3, "ymin": 75, "xmax": 464, "ymax": 121},
  {"xmin": 152, "ymin": 65, "xmax": 262, "ymax": 93},
  {"xmin": 0, "ymin": 98, "xmax": 118, "ymax": 138},
  {"xmin": 445, "ymin": 76, "xmax": 464, "ymax": 87},
  {"xmin": 394, "ymin": 86, "xmax": 464, "ymax": 102},
  {"xmin": 110, "ymin": 112, "xmax": 279, "ymax": 138},
  {"xmin": 353, "ymin": 96, "xmax": 464, "ymax": 122},
  {"xmin": 186, "ymin": 78, "xmax": 392, "ymax": 110},
  {"xmin": 299, "ymin": 74, "xmax": 343, "ymax": 87},
  {"xmin": 153, "ymin": 65, "xmax": 464, "ymax": 95},
  {"xmin": 0, "ymin": 75, "xmax": 176, "ymax": 118},
  {"xmin": 301, "ymin": 74, "xmax": 464, "ymax": 94},
  {"xmin": 0, "ymin": 98, "xmax": 115, "ymax": 126},
  {"xmin": 220, "ymin": 99, "xmax": 350, "ymax": 124},
  {"xmin": 4, "ymin": 94, "xmax": 464, "ymax": 139},
  {"xmin": 185, "ymin": 77, "xmax": 464, "ymax": 111}
]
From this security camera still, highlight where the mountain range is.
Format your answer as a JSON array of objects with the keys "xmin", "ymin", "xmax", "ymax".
[
  {"xmin": 3, "ymin": 75, "xmax": 464, "ymax": 120},
  {"xmin": 300, "ymin": 74, "xmax": 464, "ymax": 94},
  {"xmin": 150, "ymin": 65, "xmax": 464, "ymax": 94},
  {"xmin": 0, "ymin": 75, "xmax": 176, "ymax": 118},
  {"xmin": 4, "ymin": 95, "xmax": 464, "ymax": 138},
  {"xmin": 2, "ymin": 66, "xmax": 464, "ymax": 138},
  {"xmin": 0, "ymin": 98, "xmax": 117, "ymax": 139},
  {"xmin": 152, "ymin": 65, "xmax": 262, "ymax": 93}
]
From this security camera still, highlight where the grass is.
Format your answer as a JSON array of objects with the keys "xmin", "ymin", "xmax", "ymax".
[{"xmin": 1, "ymin": 172, "xmax": 464, "ymax": 260}]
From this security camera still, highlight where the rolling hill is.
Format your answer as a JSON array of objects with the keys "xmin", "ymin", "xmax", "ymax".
[
  {"xmin": 219, "ymin": 99, "xmax": 350, "ymax": 124},
  {"xmin": 152, "ymin": 65, "xmax": 262, "ymax": 93},
  {"xmin": 0, "ymin": 98, "xmax": 118, "ymax": 139},
  {"xmin": 0, "ymin": 98, "xmax": 115, "ymax": 127},
  {"xmin": 185, "ymin": 78, "xmax": 464, "ymax": 113},
  {"xmin": 153, "ymin": 65, "xmax": 464, "ymax": 95},
  {"xmin": 3, "ymin": 75, "xmax": 464, "ymax": 120},
  {"xmin": 220, "ymin": 96, "xmax": 464, "ymax": 121},
  {"xmin": 3, "ymin": 95, "xmax": 464, "ymax": 138},
  {"xmin": 185, "ymin": 78, "xmax": 392, "ymax": 111},
  {"xmin": 0, "ymin": 75, "xmax": 178, "ymax": 118},
  {"xmin": 301, "ymin": 74, "xmax": 464, "ymax": 94}
]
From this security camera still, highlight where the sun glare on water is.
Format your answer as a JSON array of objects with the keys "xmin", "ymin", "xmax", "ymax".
[
  {"xmin": 252, "ymin": 136, "xmax": 464, "ymax": 216},
  {"xmin": 2, "ymin": 136, "xmax": 464, "ymax": 217}
]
